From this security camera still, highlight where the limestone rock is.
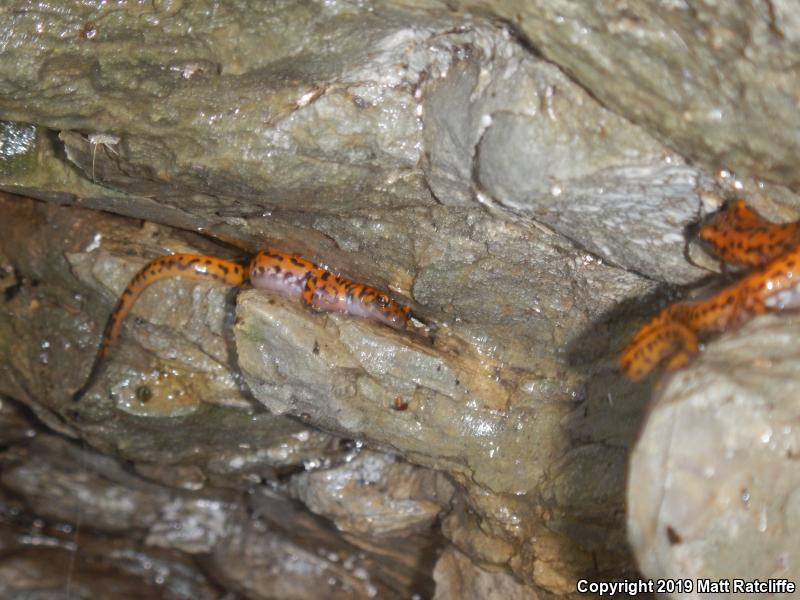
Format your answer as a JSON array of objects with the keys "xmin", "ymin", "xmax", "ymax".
[
  {"xmin": 628, "ymin": 314, "xmax": 800, "ymax": 586},
  {"xmin": 458, "ymin": 0, "xmax": 800, "ymax": 190}
]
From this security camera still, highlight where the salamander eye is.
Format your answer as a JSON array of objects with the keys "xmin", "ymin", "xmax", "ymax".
[{"xmin": 376, "ymin": 295, "xmax": 389, "ymax": 307}]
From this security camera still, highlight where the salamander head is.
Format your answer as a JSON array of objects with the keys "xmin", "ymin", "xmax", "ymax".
[
  {"xmin": 698, "ymin": 198, "xmax": 771, "ymax": 245},
  {"xmin": 371, "ymin": 293, "xmax": 412, "ymax": 329}
]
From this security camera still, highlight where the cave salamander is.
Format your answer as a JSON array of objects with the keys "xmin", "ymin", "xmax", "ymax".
[
  {"xmin": 74, "ymin": 249, "xmax": 412, "ymax": 400},
  {"xmin": 621, "ymin": 199, "xmax": 800, "ymax": 380}
]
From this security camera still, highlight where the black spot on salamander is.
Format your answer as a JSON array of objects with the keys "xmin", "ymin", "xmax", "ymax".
[
  {"xmin": 218, "ymin": 264, "xmax": 229, "ymax": 275},
  {"xmin": 320, "ymin": 271, "xmax": 331, "ymax": 281},
  {"xmin": 290, "ymin": 257, "xmax": 303, "ymax": 267},
  {"xmin": 188, "ymin": 258, "xmax": 200, "ymax": 265},
  {"xmin": 204, "ymin": 259, "xmax": 212, "ymax": 265}
]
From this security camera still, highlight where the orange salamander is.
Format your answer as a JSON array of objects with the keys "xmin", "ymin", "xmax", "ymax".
[
  {"xmin": 695, "ymin": 199, "xmax": 800, "ymax": 268},
  {"xmin": 621, "ymin": 199, "xmax": 800, "ymax": 380},
  {"xmin": 73, "ymin": 250, "xmax": 412, "ymax": 401}
]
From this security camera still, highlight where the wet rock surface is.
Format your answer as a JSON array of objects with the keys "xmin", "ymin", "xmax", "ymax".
[
  {"xmin": 288, "ymin": 450, "xmax": 454, "ymax": 538},
  {"xmin": 457, "ymin": 0, "xmax": 800, "ymax": 190},
  {"xmin": 0, "ymin": 0, "xmax": 719, "ymax": 286},
  {"xmin": 0, "ymin": 179, "xmax": 642, "ymax": 596},
  {"xmin": 0, "ymin": 1, "xmax": 798, "ymax": 598},
  {"xmin": 433, "ymin": 547, "xmax": 557, "ymax": 600},
  {"xmin": 0, "ymin": 397, "xmax": 442, "ymax": 599},
  {"xmin": 628, "ymin": 314, "xmax": 800, "ymax": 586}
]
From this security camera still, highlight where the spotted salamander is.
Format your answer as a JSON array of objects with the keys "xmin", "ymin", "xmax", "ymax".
[
  {"xmin": 73, "ymin": 250, "xmax": 412, "ymax": 401},
  {"xmin": 621, "ymin": 199, "xmax": 800, "ymax": 380}
]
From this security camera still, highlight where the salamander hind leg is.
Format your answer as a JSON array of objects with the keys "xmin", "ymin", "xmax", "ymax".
[
  {"xmin": 301, "ymin": 272, "xmax": 319, "ymax": 309},
  {"xmin": 249, "ymin": 251, "xmax": 322, "ymax": 303}
]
